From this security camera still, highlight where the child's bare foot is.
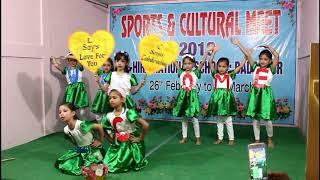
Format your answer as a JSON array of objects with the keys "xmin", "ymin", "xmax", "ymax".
[
  {"xmin": 228, "ymin": 140, "xmax": 234, "ymax": 145},
  {"xmin": 213, "ymin": 139, "xmax": 223, "ymax": 144},
  {"xmin": 267, "ymin": 137, "xmax": 274, "ymax": 148},
  {"xmin": 179, "ymin": 138, "xmax": 187, "ymax": 144},
  {"xmin": 195, "ymin": 138, "xmax": 201, "ymax": 145}
]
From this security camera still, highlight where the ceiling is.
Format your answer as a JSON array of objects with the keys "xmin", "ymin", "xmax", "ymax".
[{"xmin": 89, "ymin": 0, "xmax": 187, "ymax": 7}]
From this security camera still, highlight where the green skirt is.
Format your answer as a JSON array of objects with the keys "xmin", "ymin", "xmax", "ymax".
[
  {"xmin": 207, "ymin": 88, "xmax": 237, "ymax": 116},
  {"xmin": 91, "ymin": 90, "xmax": 112, "ymax": 114},
  {"xmin": 55, "ymin": 145, "xmax": 104, "ymax": 175},
  {"xmin": 245, "ymin": 86, "xmax": 277, "ymax": 120},
  {"xmin": 63, "ymin": 82, "xmax": 89, "ymax": 108},
  {"xmin": 172, "ymin": 89, "xmax": 201, "ymax": 117},
  {"xmin": 103, "ymin": 132, "xmax": 148, "ymax": 173}
]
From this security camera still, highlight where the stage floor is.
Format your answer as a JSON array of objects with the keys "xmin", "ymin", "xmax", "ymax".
[{"xmin": 2, "ymin": 120, "xmax": 306, "ymax": 180}]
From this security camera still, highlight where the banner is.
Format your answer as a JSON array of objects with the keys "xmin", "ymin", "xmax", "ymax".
[{"xmin": 109, "ymin": 0, "xmax": 297, "ymax": 125}]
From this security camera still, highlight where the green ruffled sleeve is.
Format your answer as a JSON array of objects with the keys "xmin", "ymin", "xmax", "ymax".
[
  {"xmin": 130, "ymin": 74, "xmax": 138, "ymax": 86},
  {"xmin": 79, "ymin": 120, "xmax": 94, "ymax": 134},
  {"xmin": 104, "ymin": 71, "xmax": 111, "ymax": 82},
  {"xmin": 62, "ymin": 67, "xmax": 67, "ymax": 75},
  {"xmin": 228, "ymin": 70, "xmax": 236, "ymax": 79},
  {"xmin": 105, "ymin": 72, "xmax": 111, "ymax": 84},
  {"xmin": 126, "ymin": 109, "xmax": 140, "ymax": 123},
  {"xmin": 250, "ymin": 63, "xmax": 258, "ymax": 72},
  {"xmin": 269, "ymin": 66, "xmax": 276, "ymax": 74},
  {"xmin": 193, "ymin": 68, "xmax": 201, "ymax": 79},
  {"xmin": 101, "ymin": 114, "xmax": 113, "ymax": 131},
  {"xmin": 177, "ymin": 69, "xmax": 183, "ymax": 77}
]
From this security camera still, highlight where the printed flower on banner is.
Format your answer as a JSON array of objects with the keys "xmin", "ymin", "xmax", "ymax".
[
  {"xmin": 141, "ymin": 96, "xmax": 176, "ymax": 115},
  {"xmin": 274, "ymin": 0, "xmax": 296, "ymax": 25},
  {"xmin": 136, "ymin": 99, "xmax": 147, "ymax": 113},
  {"xmin": 276, "ymin": 98, "xmax": 292, "ymax": 119},
  {"xmin": 235, "ymin": 97, "xmax": 246, "ymax": 118},
  {"xmin": 111, "ymin": 7, "xmax": 129, "ymax": 30}
]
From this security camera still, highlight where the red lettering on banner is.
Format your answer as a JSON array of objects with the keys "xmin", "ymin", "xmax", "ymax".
[
  {"xmin": 179, "ymin": 11, "xmax": 241, "ymax": 38},
  {"xmin": 167, "ymin": 13, "xmax": 175, "ymax": 36},
  {"xmin": 217, "ymin": 12, "xmax": 226, "ymax": 38},
  {"xmin": 245, "ymin": 9, "xmax": 281, "ymax": 35},
  {"xmin": 200, "ymin": 12, "xmax": 207, "ymax": 35},
  {"xmin": 208, "ymin": 12, "xmax": 216, "ymax": 36},
  {"xmin": 121, "ymin": 14, "xmax": 164, "ymax": 38},
  {"xmin": 180, "ymin": 13, "xmax": 186, "ymax": 36}
]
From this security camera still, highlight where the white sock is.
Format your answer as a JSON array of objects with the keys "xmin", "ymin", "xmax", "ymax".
[
  {"xmin": 192, "ymin": 117, "xmax": 200, "ymax": 138},
  {"xmin": 253, "ymin": 120, "xmax": 260, "ymax": 141},
  {"xmin": 225, "ymin": 116, "xmax": 234, "ymax": 141},
  {"xmin": 182, "ymin": 120, "xmax": 188, "ymax": 138},
  {"xmin": 216, "ymin": 116, "xmax": 224, "ymax": 140}
]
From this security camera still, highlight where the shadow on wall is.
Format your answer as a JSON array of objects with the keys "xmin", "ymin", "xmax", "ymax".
[{"xmin": 17, "ymin": 72, "xmax": 53, "ymax": 130}]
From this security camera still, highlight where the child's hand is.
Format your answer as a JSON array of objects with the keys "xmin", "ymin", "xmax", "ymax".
[
  {"xmin": 230, "ymin": 37, "xmax": 239, "ymax": 45},
  {"xmin": 206, "ymin": 43, "xmax": 215, "ymax": 53},
  {"xmin": 212, "ymin": 44, "xmax": 220, "ymax": 52},
  {"xmin": 129, "ymin": 135, "xmax": 141, "ymax": 143},
  {"xmin": 94, "ymin": 75, "xmax": 99, "ymax": 82},
  {"xmin": 90, "ymin": 140, "xmax": 102, "ymax": 148},
  {"xmin": 140, "ymin": 79, "xmax": 145, "ymax": 86}
]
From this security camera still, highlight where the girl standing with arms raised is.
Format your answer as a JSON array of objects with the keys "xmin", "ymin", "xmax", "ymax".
[
  {"xmin": 173, "ymin": 47, "xmax": 211, "ymax": 145},
  {"xmin": 207, "ymin": 42, "xmax": 248, "ymax": 145},
  {"xmin": 231, "ymin": 37, "xmax": 279, "ymax": 147}
]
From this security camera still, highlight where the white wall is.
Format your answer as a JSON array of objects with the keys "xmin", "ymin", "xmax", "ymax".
[
  {"xmin": 296, "ymin": 0, "xmax": 319, "ymax": 137},
  {"xmin": 1, "ymin": 0, "xmax": 108, "ymax": 150}
]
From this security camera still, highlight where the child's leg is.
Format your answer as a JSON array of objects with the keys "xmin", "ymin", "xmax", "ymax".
[
  {"xmin": 192, "ymin": 117, "xmax": 201, "ymax": 145},
  {"xmin": 265, "ymin": 120, "xmax": 274, "ymax": 147},
  {"xmin": 225, "ymin": 116, "xmax": 234, "ymax": 145},
  {"xmin": 253, "ymin": 120, "xmax": 260, "ymax": 142},
  {"xmin": 179, "ymin": 119, "xmax": 188, "ymax": 144},
  {"xmin": 214, "ymin": 116, "xmax": 224, "ymax": 144}
]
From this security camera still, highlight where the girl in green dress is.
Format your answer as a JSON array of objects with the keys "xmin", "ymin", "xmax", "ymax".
[
  {"xmin": 172, "ymin": 48, "xmax": 211, "ymax": 145},
  {"xmin": 206, "ymin": 42, "xmax": 248, "ymax": 145},
  {"xmin": 231, "ymin": 37, "xmax": 280, "ymax": 148},
  {"xmin": 55, "ymin": 103, "xmax": 105, "ymax": 175},
  {"xmin": 105, "ymin": 51, "xmax": 146, "ymax": 109},
  {"xmin": 101, "ymin": 88, "xmax": 149, "ymax": 173},
  {"xmin": 91, "ymin": 58, "xmax": 114, "ymax": 122},
  {"xmin": 51, "ymin": 53, "xmax": 89, "ymax": 118}
]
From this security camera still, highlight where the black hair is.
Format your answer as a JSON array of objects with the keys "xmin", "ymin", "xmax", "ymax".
[
  {"xmin": 59, "ymin": 103, "xmax": 78, "ymax": 120},
  {"xmin": 106, "ymin": 57, "xmax": 114, "ymax": 72},
  {"xmin": 182, "ymin": 53, "xmax": 196, "ymax": 64},
  {"xmin": 181, "ymin": 53, "xmax": 197, "ymax": 70},
  {"xmin": 114, "ymin": 51, "xmax": 130, "ymax": 73},
  {"xmin": 259, "ymin": 49, "xmax": 273, "ymax": 60},
  {"xmin": 258, "ymin": 49, "xmax": 273, "ymax": 67},
  {"xmin": 109, "ymin": 89, "xmax": 125, "ymax": 98},
  {"xmin": 217, "ymin": 57, "xmax": 230, "ymax": 66}
]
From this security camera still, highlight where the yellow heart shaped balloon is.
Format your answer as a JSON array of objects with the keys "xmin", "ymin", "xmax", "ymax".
[
  {"xmin": 68, "ymin": 30, "xmax": 115, "ymax": 73},
  {"xmin": 138, "ymin": 35, "xmax": 179, "ymax": 75}
]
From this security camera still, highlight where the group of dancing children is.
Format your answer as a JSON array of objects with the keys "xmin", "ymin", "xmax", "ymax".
[{"xmin": 50, "ymin": 37, "xmax": 280, "ymax": 176}]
